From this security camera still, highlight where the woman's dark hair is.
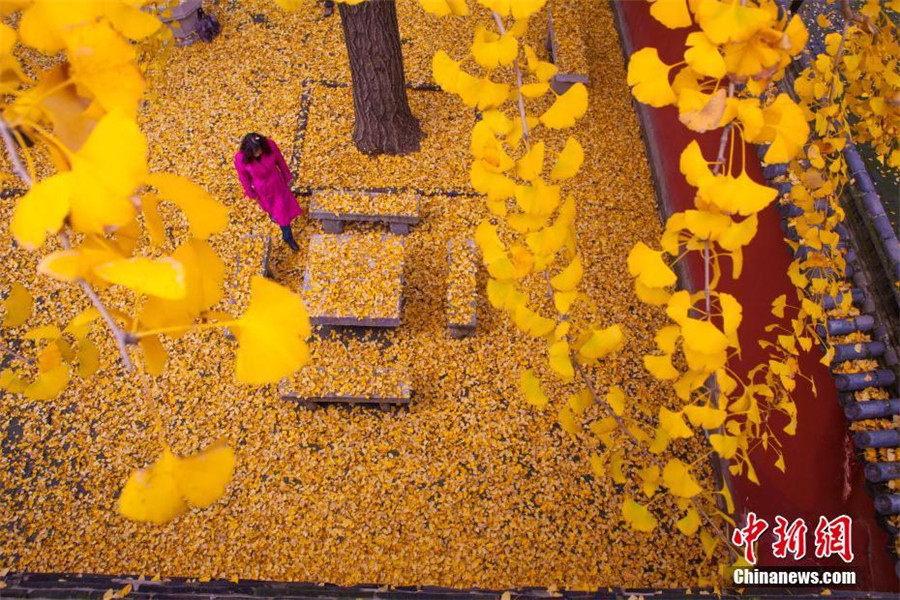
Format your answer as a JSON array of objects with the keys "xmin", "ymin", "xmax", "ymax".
[{"xmin": 239, "ymin": 132, "xmax": 271, "ymax": 163}]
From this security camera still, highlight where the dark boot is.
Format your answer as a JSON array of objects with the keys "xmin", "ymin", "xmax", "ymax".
[{"xmin": 281, "ymin": 225, "xmax": 300, "ymax": 252}]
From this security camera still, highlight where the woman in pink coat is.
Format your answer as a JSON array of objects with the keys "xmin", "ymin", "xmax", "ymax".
[{"xmin": 234, "ymin": 133, "xmax": 303, "ymax": 251}]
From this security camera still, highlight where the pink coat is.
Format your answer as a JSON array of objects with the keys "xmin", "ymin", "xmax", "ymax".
[{"xmin": 234, "ymin": 140, "xmax": 302, "ymax": 226}]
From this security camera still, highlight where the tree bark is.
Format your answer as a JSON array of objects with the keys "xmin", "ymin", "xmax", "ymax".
[{"xmin": 338, "ymin": 0, "xmax": 422, "ymax": 155}]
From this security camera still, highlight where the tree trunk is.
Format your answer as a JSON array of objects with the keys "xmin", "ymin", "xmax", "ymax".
[{"xmin": 338, "ymin": 0, "xmax": 422, "ymax": 156}]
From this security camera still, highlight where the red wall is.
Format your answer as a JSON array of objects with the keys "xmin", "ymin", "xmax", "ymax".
[{"xmin": 613, "ymin": 1, "xmax": 897, "ymax": 591}]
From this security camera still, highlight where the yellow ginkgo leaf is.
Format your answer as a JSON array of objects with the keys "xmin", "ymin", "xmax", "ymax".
[
  {"xmin": 635, "ymin": 280, "xmax": 671, "ymax": 306},
  {"xmin": 684, "ymin": 404, "xmax": 728, "ymax": 430},
  {"xmin": 507, "ymin": 245, "xmax": 535, "ymax": 278},
  {"xmin": 622, "ymin": 497, "xmax": 658, "ymax": 532},
  {"xmin": 627, "ymin": 242, "xmax": 677, "ymax": 288},
  {"xmin": 539, "ymin": 83, "xmax": 588, "ymax": 129},
  {"xmin": 24, "ymin": 363, "xmax": 69, "ymax": 400},
  {"xmin": 550, "ymin": 137, "xmax": 584, "ymax": 181},
  {"xmin": 10, "ymin": 173, "xmax": 73, "ymax": 250},
  {"xmin": 658, "ymin": 407, "xmax": 693, "ymax": 439},
  {"xmin": 718, "ymin": 292, "xmax": 742, "ymax": 336},
  {"xmin": 36, "ymin": 342, "xmax": 62, "ymax": 372},
  {"xmin": 76, "ymin": 338, "xmax": 100, "ymax": 378},
  {"xmin": 701, "ymin": 529, "xmax": 719, "ymax": 559},
  {"xmin": 557, "ymin": 405, "xmax": 581, "ymax": 434},
  {"xmin": 676, "ymin": 507, "xmax": 701, "ymax": 536},
  {"xmin": 590, "ymin": 416, "xmax": 618, "ymax": 438},
  {"xmin": 520, "ymin": 82, "xmax": 549, "ymax": 98},
  {"xmin": 418, "ymin": 0, "xmax": 468, "ymax": 16},
  {"xmin": 684, "ymin": 31, "xmax": 725, "ymax": 78},
  {"xmin": 118, "ymin": 442, "xmax": 235, "ymax": 525},
  {"xmin": 62, "ymin": 22, "xmax": 145, "ymax": 115},
  {"xmin": 507, "ymin": 212, "xmax": 548, "ymax": 234},
  {"xmin": 118, "ymin": 450, "xmax": 187, "ymax": 524},
  {"xmin": 759, "ymin": 94, "xmax": 809, "ymax": 164},
  {"xmin": 568, "ymin": 388, "xmax": 593, "ymax": 415},
  {"xmin": 770, "ymin": 294, "xmax": 787, "ymax": 318},
  {"xmin": 605, "ymin": 451, "xmax": 625, "ymax": 484},
  {"xmin": 627, "ymin": 48, "xmax": 676, "ymax": 108},
  {"xmin": 678, "ymin": 88, "xmax": 727, "ymax": 133},
  {"xmin": 684, "ymin": 209, "xmax": 731, "ymax": 241},
  {"xmin": 576, "ymin": 324, "xmax": 625, "ymax": 362},
  {"xmin": 475, "ymin": 220, "xmax": 507, "ymax": 264},
  {"xmin": 644, "ymin": 353, "xmax": 679, "ymax": 380},
  {"xmin": 458, "ymin": 72, "xmax": 510, "ymax": 110},
  {"xmin": 679, "ymin": 140, "xmax": 712, "ymax": 188},
  {"xmin": 516, "ymin": 142, "xmax": 544, "ymax": 182},
  {"xmin": 665, "ymin": 290, "xmax": 692, "ymax": 324},
  {"xmin": 548, "ymin": 340, "xmax": 574, "ymax": 382},
  {"xmin": 3, "ymin": 282, "xmax": 32, "ymax": 328},
  {"xmin": 718, "ymin": 214, "xmax": 758, "ymax": 252},
  {"xmin": 681, "ymin": 317, "xmax": 728, "ymax": 356},
  {"xmin": 470, "ymin": 160, "xmax": 516, "ymax": 200},
  {"xmin": 550, "ymin": 255, "xmax": 582, "ymax": 292},
  {"xmin": 525, "ymin": 211, "xmax": 571, "ymax": 257},
  {"xmin": 663, "ymin": 458, "xmax": 702, "ymax": 498},
  {"xmin": 654, "ymin": 325, "xmax": 680, "ymax": 354},
  {"xmin": 512, "ymin": 304, "xmax": 554, "ymax": 337},
  {"xmin": 139, "ymin": 334, "xmax": 167, "ymax": 376},
  {"xmin": 36, "ymin": 243, "xmax": 125, "ymax": 285},
  {"xmin": 101, "ymin": 1, "xmax": 163, "ymax": 40},
  {"xmin": 0, "ymin": 368, "xmax": 28, "ymax": 394},
  {"xmin": 734, "ymin": 98, "xmax": 765, "ymax": 142},
  {"xmin": 589, "ymin": 452, "xmax": 606, "ymax": 477},
  {"xmin": 232, "ymin": 276, "xmax": 311, "ymax": 385},
  {"xmin": 731, "ymin": 171, "xmax": 777, "ymax": 216},
  {"xmin": 471, "ymin": 25, "xmax": 518, "ymax": 69},
  {"xmin": 694, "ymin": 0, "xmax": 772, "ymax": 45},
  {"xmin": 710, "ymin": 433, "xmax": 739, "ymax": 459},
  {"xmin": 639, "ymin": 465, "xmax": 661, "ymax": 498},
  {"xmin": 68, "ymin": 110, "xmax": 148, "ymax": 234},
  {"xmin": 523, "ymin": 44, "xmax": 558, "ymax": 82},
  {"xmin": 176, "ymin": 442, "xmax": 236, "ymax": 508},
  {"xmin": 65, "ymin": 308, "xmax": 101, "ymax": 339},
  {"xmin": 146, "ymin": 173, "xmax": 229, "ymax": 240},
  {"xmin": 433, "ymin": 50, "xmax": 462, "ymax": 94},
  {"xmin": 139, "ymin": 240, "xmax": 225, "ymax": 336},
  {"xmin": 520, "ymin": 368, "xmax": 548, "ymax": 408},
  {"xmin": 649, "ymin": 0, "xmax": 692, "ymax": 28},
  {"xmin": 553, "ymin": 290, "xmax": 579, "ymax": 314},
  {"xmin": 24, "ymin": 325, "xmax": 62, "ymax": 341},
  {"xmin": 95, "ymin": 257, "xmax": 186, "ymax": 300},
  {"xmin": 479, "ymin": 0, "xmax": 546, "ymax": 19},
  {"xmin": 515, "ymin": 180, "xmax": 560, "ymax": 216},
  {"xmin": 607, "ymin": 385, "xmax": 625, "ymax": 416}
]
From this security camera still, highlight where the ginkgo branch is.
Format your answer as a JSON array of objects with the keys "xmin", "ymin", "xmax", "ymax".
[
  {"xmin": 0, "ymin": 339, "xmax": 36, "ymax": 366},
  {"xmin": 573, "ymin": 360, "xmax": 740, "ymax": 561},
  {"xmin": 491, "ymin": 12, "xmax": 530, "ymax": 146},
  {"xmin": 0, "ymin": 118, "xmax": 33, "ymax": 187},
  {"xmin": 59, "ymin": 231, "xmax": 136, "ymax": 372}
]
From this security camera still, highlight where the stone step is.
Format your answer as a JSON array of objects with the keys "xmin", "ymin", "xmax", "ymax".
[
  {"xmin": 281, "ymin": 366, "xmax": 412, "ymax": 410},
  {"xmin": 446, "ymin": 238, "xmax": 477, "ymax": 339}
]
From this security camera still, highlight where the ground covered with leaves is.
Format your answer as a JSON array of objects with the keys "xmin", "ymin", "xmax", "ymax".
[{"xmin": 1, "ymin": 0, "xmax": 714, "ymax": 589}]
